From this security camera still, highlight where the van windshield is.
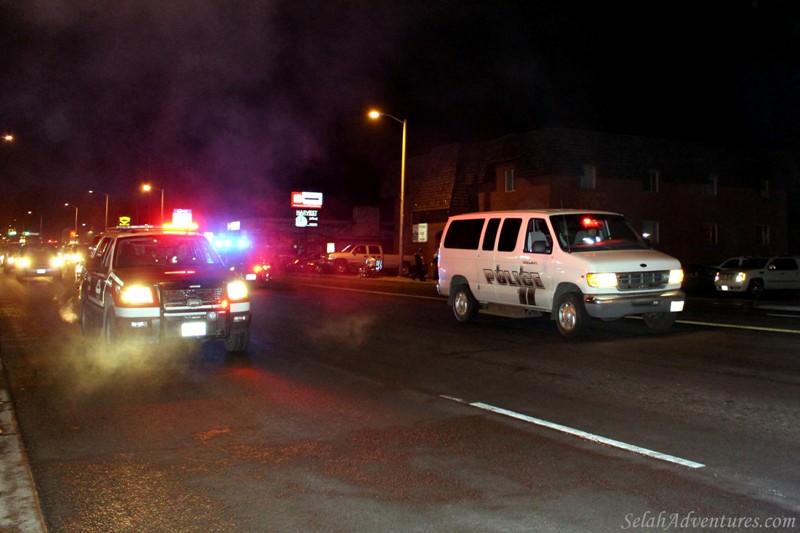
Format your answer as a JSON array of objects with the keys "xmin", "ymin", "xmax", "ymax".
[{"xmin": 550, "ymin": 214, "xmax": 648, "ymax": 252}]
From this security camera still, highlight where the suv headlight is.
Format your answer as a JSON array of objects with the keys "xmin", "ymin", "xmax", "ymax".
[
  {"xmin": 668, "ymin": 269, "xmax": 684, "ymax": 285},
  {"xmin": 735, "ymin": 271, "xmax": 746, "ymax": 283},
  {"xmin": 120, "ymin": 285, "xmax": 155, "ymax": 305},
  {"xmin": 227, "ymin": 280, "xmax": 248, "ymax": 301},
  {"xmin": 586, "ymin": 272, "xmax": 618, "ymax": 288},
  {"xmin": 17, "ymin": 257, "xmax": 31, "ymax": 268}
]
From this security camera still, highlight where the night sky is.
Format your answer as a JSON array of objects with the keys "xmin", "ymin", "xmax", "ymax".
[{"xmin": 2, "ymin": 1, "xmax": 800, "ymax": 234}]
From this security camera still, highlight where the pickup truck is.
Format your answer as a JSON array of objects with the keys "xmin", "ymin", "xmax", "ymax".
[{"xmin": 324, "ymin": 244, "xmax": 413, "ymax": 275}]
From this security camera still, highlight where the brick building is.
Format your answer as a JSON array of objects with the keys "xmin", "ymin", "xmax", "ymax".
[{"xmin": 385, "ymin": 128, "xmax": 798, "ymax": 266}]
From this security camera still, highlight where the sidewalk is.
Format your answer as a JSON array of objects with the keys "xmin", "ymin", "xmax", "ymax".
[{"xmin": 0, "ymin": 356, "xmax": 47, "ymax": 532}]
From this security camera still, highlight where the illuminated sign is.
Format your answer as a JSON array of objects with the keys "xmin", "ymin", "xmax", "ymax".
[
  {"xmin": 291, "ymin": 191, "xmax": 323, "ymax": 208},
  {"xmin": 119, "ymin": 217, "xmax": 131, "ymax": 226},
  {"xmin": 227, "ymin": 221, "xmax": 241, "ymax": 231},
  {"xmin": 413, "ymin": 223, "xmax": 428, "ymax": 243},
  {"xmin": 295, "ymin": 209, "xmax": 319, "ymax": 228}
]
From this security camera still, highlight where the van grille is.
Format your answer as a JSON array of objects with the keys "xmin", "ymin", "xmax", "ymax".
[
  {"xmin": 161, "ymin": 287, "xmax": 223, "ymax": 308},
  {"xmin": 617, "ymin": 271, "xmax": 669, "ymax": 291}
]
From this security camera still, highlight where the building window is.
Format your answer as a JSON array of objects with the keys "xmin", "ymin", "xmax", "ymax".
[
  {"xmin": 643, "ymin": 169, "xmax": 659, "ymax": 192},
  {"xmin": 756, "ymin": 225, "xmax": 770, "ymax": 246},
  {"xmin": 580, "ymin": 164, "xmax": 596, "ymax": 190},
  {"xmin": 642, "ymin": 220, "xmax": 659, "ymax": 244},
  {"xmin": 760, "ymin": 179, "xmax": 770, "ymax": 199},
  {"xmin": 708, "ymin": 223, "xmax": 719, "ymax": 245},
  {"xmin": 504, "ymin": 169, "xmax": 515, "ymax": 192},
  {"xmin": 702, "ymin": 174, "xmax": 718, "ymax": 196}
]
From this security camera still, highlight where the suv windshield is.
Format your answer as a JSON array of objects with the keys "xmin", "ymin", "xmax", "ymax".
[
  {"xmin": 550, "ymin": 214, "xmax": 647, "ymax": 252},
  {"xmin": 114, "ymin": 235, "xmax": 223, "ymax": 268},
  {"xmin": 740, "ymin": 257, "xmax": 768, "ymax": 269}
]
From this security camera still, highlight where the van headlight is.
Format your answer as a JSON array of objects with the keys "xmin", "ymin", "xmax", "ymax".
[
  {"xmin": 586, "ymin": 272, "xmax": 618, "ymax": 288},
  {"xmin": 668, "ymin": 269, "xmax": 684, "ymax": 285},
  {"xmin": 120, "ymin": 285, "xmax": 155, "ymax": 305},
  {"xmin": 227, "ymin": 280, "xmax": 248, "ymax": 301}
]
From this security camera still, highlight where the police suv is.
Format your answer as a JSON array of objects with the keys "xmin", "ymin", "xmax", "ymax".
[
  {"xmin": 78, "ymin": 226, "xmax": 251, "ymax": 352},
  {"xmin": 437, "ymin": 210, "xmax": 685, "ymax": 337}
]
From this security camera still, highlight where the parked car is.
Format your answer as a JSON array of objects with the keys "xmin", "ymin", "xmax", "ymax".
[
  {"xmin": 285, "ymin": 253, "xmax": 325, "ymax": 273},
  {"xmin": 714, "ymin": 256, "xmax": 800, "ymax": 297},
  {"xmin": 683, "ymin": 256, "xmax": 752, "ymax": 294}
]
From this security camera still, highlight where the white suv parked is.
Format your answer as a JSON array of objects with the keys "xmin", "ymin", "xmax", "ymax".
[{"xmin": 714, "ymin": 256, "xmax": 800, "ymax": 297}]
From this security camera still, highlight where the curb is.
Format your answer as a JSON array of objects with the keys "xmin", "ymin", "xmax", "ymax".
[{"xmin": 0, "ymin": 355, "xmax": 48, "ymax": 532}]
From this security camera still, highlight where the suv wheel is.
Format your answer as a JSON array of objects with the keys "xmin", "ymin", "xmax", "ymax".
[
  {"xmin": 748, "ymin": 279, "xmax": 764, "ymax": 298},
  {"xmin": 226, "ymin": 329, "xmax": 250, "ymax": 353}
]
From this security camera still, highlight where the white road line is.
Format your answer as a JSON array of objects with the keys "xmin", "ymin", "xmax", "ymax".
[
  {"xmin": 441, "ymin": 395, "xmax": 705, "ymax": 469},
  {"xmin": 676, "ymin": 319, "xmax": 800, "ymax": 335}
]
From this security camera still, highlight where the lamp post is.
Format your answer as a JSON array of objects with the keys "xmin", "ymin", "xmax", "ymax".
[
  {"xmin": 89, "ymin": 190, "xmax": 110, "ymax": 230},
  {"xmin": 368, "ymin": 109, "xmax": 407, "ymax": 277},
  {"xmin": 64, "ymin": 203, "xmax": 78, "ymax": 241},
  {"xmin": 141, "ymin": 183, "xmax": 165, "ymax": 225},
  {"xmin": 26, "ymin": 211, "xmax": 43, "ymax": 236}
]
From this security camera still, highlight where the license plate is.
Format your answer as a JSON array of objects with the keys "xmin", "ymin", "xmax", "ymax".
[
  {"xmin": 181, "ymin": 322, "xmax": 206, "ymax": 337},
  {"xmin": 36, "ymin": 269, "xmax": 46, "ymax": 274},
  {"xmin": 670, "ymin": 301, "xmax": 685, "ymax": 312},
  {"xmin": 245, "ymin": 273, "xmax": 256, "ymax": 280}
]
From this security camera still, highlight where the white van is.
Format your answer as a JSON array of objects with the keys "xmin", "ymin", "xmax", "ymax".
[{"xmin": 436, "ymin": 210, "xmax": 685, "ymax": 337}]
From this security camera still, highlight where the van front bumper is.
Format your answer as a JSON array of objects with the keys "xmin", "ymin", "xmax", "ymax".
[{"xmin": 583, "ymin": 290, "xmax": 685, "ymax": 319}]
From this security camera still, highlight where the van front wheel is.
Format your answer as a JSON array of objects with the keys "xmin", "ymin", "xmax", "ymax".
[
  {"xmin": 643, "ymin": 311, "xmax": 677, "ymax": 333},
  {"xmin": 452, "ymin": 285, "xmax": 478, "ymax": 323},
  {"xmin": 555, "ymin": 292, "xmax": 587, "ymax": 337}
]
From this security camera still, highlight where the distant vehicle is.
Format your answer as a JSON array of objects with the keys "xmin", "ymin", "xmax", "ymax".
[
  {"xmin": 285, "ymin": 253, "xmax": 325, "ymax": 273},
  {"xmin": 14, "ymin": 243, "xmax": 64, "ymax": 281},
  {"xmin": 61, "ymin": 243, "xmax": 90, "ymax": 283},
  {"xmin": 683, "ymin": 256, "xmax": 752, "ymax": 294},
  {"xmin": 714, "ymin": 256, "xmax": 800, "ymax": 297},
  {"xmin": 78, "ymin": 226, "xmax": 251, "ymax": 353},
  {"xmin": 323, "ymin": 244, "xmax": 413, "ymax": 275},
  {"xmin": 239, "ymin": 250, "xmax": 274, "ymax": 287}
]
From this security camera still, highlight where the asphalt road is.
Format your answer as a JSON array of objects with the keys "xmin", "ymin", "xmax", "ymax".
[{"xmin": 1, "ymin": 272, "xmax": 799, "ymax": 532}]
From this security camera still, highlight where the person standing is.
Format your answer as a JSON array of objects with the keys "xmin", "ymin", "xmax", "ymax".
[{"xmin": 413, "ymin": 248, "xmax": 426, "ymax": 281}]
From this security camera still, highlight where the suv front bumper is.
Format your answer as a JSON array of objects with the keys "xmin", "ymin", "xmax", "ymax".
[
  {"xmin": 110, "ymin": 303, "xmax": 250, "ymax": 343},
  {"xmin": 583, "ymin": 290, "xmax": 685, "ymax": 319}
]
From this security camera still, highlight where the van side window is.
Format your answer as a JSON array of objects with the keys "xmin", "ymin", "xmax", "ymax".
[
  {"xmin": 523, "ymin": 218, "xmax": 552, "ymax": 254},
  {"xmin": 443, "ymin": 219, "xmax": 485, "ymax": 250},
  {"xmin": 482, "ymin": 218, "xmax": 501, "ymax": 251},
  {"xmin": 497, "ymin": 218, "xmax": 522, "ymax": 252}
]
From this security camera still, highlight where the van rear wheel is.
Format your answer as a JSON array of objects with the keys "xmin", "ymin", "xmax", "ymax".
[
  {"xmin": 555, "ymin": 292, "xmax": 587, "ymax": 337},
  {"xmin": 452, "ymin": 285, "xmax": 478, "ymax": 322}
]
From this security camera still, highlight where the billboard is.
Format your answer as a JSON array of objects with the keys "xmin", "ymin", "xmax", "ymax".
[{"xmin": 291, "ymin": 191, "xmax": 323, "ymax": 208}]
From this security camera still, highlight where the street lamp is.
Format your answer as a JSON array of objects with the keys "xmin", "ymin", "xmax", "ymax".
[
  {"xmin": 64, "ymin": 203, "xmax": 78, "ymax": 240},
  {"xmin": 26, "ymin": 211, "xmax": 43, "ymax": 236},
  {"xmin": 368, "ymin": 109, "xmax": 407, "ymax": 277},
  {"xmin": 2, "ymin": 134, "xmax": 13, "ymax": 142},
  {"xmin": 89, "ymin": 190, "xmax": 110, "ymax": 230},
  {"xmin": 141, "ymin": 183, "xmax": 164, "ymax": 225}
]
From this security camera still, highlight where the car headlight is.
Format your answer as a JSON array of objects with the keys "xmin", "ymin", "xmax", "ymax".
[
  {"xmin": 17, "ymin": 257, "xmax": 31, "ymax": 268},
  {"xmin": 50, "ymin": 256, "xmax": 65, "ymax": 268},
  {"xmin": 119, "ymin": 285, "xmax": 155, "ymax": 305},
  {"xmin": 227, "ymin": 280, "xmax": 248, "ymax": 301},
  {"xmin": 735, "ymin": 272, "xmax": 746, "ymax": 283},
  {"xmin": 668, "ymin": 269, "xmax": 684, "ymax": 285},
  {"xmin": 586, "ymin": 272, "xmax": 618, "ymax": 288}
]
